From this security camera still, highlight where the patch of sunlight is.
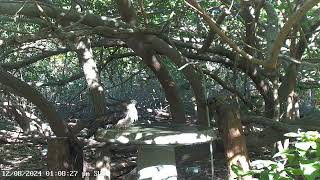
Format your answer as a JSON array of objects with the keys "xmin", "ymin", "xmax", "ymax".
[
  {"xmin": 135, "ymin": 133, "xmax": 143, "ymax": 140},
  {"xmin": 35, "ymin": 82, "xmax": 44, "ymax": 86},
  {"xmin": 144, "ymin": 140, "xmax": 153, "ymax": 144},
  {"xmin": 139, "ymin": 165, "xmax": 177, "ymax": 179},
  {"xmin": 75, "ymin": 5, "xmax": 81, "ymax": 12},
  {"xmin": 153, "ymin": 133, "xmax": 210, "ymax": 145},
  {"xmin": 59, "ymin": 12, "xmax": 66, "ymax": 16},
  {"xmin": 252, "ymin": 126, "xmax": 263, "ymax": 132},
  {"xmin": 115, "ymin": 135, "xmax": 130, "ymax": 144},
  {"xmin": 98, "ymin": 86, "xmax": 104, "ymax": 92},
  {"xmin": 8, "ymin": 156, "xmax": 33, "ymax": 165},
  {"xmin": 101, "ymin": 16, "xmax": 108, "ymax": 20}
]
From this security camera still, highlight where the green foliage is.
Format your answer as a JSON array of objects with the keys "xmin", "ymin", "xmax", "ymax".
[{"xmin": 233, "ymin": 131, "xmax": 320, "ymax": 180}]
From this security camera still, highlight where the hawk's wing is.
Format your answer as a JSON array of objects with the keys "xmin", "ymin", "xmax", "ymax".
[
  {"xmin": 115, "ymin": 117, "xmax": 132, "ymax": 129},
  {"xmin": 114, "ymin": 103, "xmax": 138, "ymax": 129}
]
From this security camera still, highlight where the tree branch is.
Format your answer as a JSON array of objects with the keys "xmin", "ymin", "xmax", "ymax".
[
  {"xmin": 203, "ymin": 69, "xmax": 256, "ymax": 111},
  {"xmin": 1, "ymin": 49, "xmax": 68, "ymax": 70},
  {"xmin": 0, "ymin": 67, "xmax": 70, "ymax": 137},
  {"xmin": 268, "ymin": 0, "xmax": 320, "ymax": 69},
  {"xmin": 184, "ymin": 0, "xmax": 265, "ymax": 66}
]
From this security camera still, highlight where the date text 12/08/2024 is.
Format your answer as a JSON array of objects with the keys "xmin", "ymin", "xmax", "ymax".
[{"xmin": 1, "ymin": 170, "xmax": 109, "ymax": 177}]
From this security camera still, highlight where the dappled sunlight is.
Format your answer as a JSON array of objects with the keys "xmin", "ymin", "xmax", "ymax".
[
  {"xmin": 115, "ymin": 135, "xmax": 130, "ymax": 144},
  {"xmin": 252, "ymin": 68, "xmax": 258, "ymax": 76},
  {"xmin": 59, "ymin": 12, "xmax": 66, "ymax": 17},
  {"xmin": 226, "ymin": 143, "xmax": 247, "ymax": 158},
  {"xmin": 260, "ymin": 80, "xmax": 268, "ymax": 92},
  {"xmin": 94, "ymin": 122, "xmax": 216, "ymax": 179},
  {"xmin": 152, "ymin": 133, "xmax": 210, "ymax": 145},
  {"xmin": 0, "ymin": 0, "xmax": 319, "ymax": 179},
  {"xmin": 151, "ymin": 56, "xmax": 161, "ymax": 71},
  {"xmin": 95, "ymin": 155, "xmax": 111, "ymax": 180},
  {"xmin": 77, "ymin": 39, "xmax": 104, "ymax": 91},
  {"xmin": 139, "ymin": 165, "xmax": 177, "ymax": 179},
  {"xmin": 229, "ymin": 127, "xmax": 241, "ymax": 138},
  {"xmin": 95, "ymin": 123, "xmax": 216, "ymax": 145}
]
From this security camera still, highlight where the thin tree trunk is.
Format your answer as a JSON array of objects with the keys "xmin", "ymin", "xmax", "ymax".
[
  {"xmin": 279, "ymin": 63, "xmax": 298, "ymax": 120},
  {"xmin": 209, "ymin": 97, "xmax": 251, "ymax": 180},
  {"xmin": 147, "ymin": 35, "xmax": 209, "ymax": 125},
  {"xmin": 75, "ymin": 37, "xmax": 106, "ymax": 117},
  {"xmin": 126, "ymin": 36, "xmax": 186, "ymax": 123},
  {"xmin": 75, "ymin": 37, "xmax": 109, "ymax": 179}
]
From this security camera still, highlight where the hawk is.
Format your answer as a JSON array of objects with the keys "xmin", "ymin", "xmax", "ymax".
[
  {"xmin": 86, "ymin": 100, "xmax": 139, "ymax": 138},
  {"xmin": 114, "ymin": 100, "xmax": 138, "ymax": 129}
]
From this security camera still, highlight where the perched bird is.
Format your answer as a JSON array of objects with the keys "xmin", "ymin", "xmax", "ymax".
[
  {"xmin": 114, "ymin": 100, "xmax": 138, "ymax": 129},
  {"xmin": 86, "ymin": 100, "xmax": 138, "ymax": 138}
]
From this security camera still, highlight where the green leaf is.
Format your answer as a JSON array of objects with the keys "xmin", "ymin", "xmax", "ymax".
[
  {"xmin": 285, "ymin": 167, "xmax": 303, "ymax": 176},
  {"xmin": 300, "ymin": 160, "xmax": 320, "ymax": 180},
  {"xmin": 231, "ymin": 164, "xmax": 243, "ymax": 176},
  {"xmin": 316, "ymin": 143, "xmax": 320, "ymax": 157},
  {"xmin": 260, "ymin": 170, "xmax": 271, "ymax": 180}
]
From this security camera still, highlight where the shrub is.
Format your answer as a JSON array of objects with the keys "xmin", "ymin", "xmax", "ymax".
[{"xmin": 233, "ymin": 131, "xmax": 320, "ymax": 180}]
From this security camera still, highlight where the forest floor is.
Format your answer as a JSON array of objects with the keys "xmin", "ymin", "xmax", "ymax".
[{"xmin": 0, "ymin": 116, "xmax": 283, "ymax": 180}]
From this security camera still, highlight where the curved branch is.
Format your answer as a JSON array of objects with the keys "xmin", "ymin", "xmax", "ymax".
[
  {"xmin": 200, "ymin": 12, "xmax": 227, "ymax": 52},
  {"xmin": 268, "ymin": 0, "xmax": 320, "ymax": 69},
  {"xmin": 1, "ymin": 41, "xmax": 130, "ymax": 71},
  {"xmin": 1, "ymin": 49, "xmax": 68, "ymax": 70},
  {"xmin": 40, "ymin": 73, "xmax": 84, "ymax": 87},
  {"xmin": 0, "ymin": 1, "xmax": 126, "ymax": 28},
  {"xmin": 126, "ymin": 35, "xmax": 186, "ymax": 123},
  {"xmin": 116, "ymin": 0, "xmax": 137, "ymax": 26},
  {"xmin": 0, "ymin": 67, "xmax": 70, "ymax": 137},
  {"xmin": 184, "ymin": 0, "xmax": 265, "ymax": 66},
  {"xmin": 145, "ymin": 35, "xmax": 209, "ymax": 125}
]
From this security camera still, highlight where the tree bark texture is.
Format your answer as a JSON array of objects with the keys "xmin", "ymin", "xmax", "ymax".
[
  {"xmin": 0, "ymin": 68, "xmax": 69, "ymax": 137},
  {"xmin": 47, "ymin": 137, "xmax": 83, "ymax": 180},
  {"xmin": 145, "ymin": 35, "xmax": 209, "ymax": 125},
  {"xmin": 75, "ymin": 37, "xmax": 106, "ymax": 117},
  {"xmin": 126, "ymin": 34, "xmax": 186, "ymax": 123},
  {"xmin": 0, "ymin": 68, "xmax": 84, "ymax": 175},
  {"xmin": 116, "ymin": 0, "xmax": 137, "ymax": 26},
  {"xmin": 209, "ymin": 97, "xmax": 251, "ymax": 180}
]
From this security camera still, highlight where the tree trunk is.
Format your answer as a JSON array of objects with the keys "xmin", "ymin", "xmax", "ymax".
[
  {"xmin": 75, "ymin": 37, "xmax": 110, "ymax": 179},
  {"xmin": 0, "ymin": 68, "xmax": 83, "ymax": 176},
  {"xmin": 209, "ymin": 97, "xmax": 251, "ymax": 180},
  {"xmin": 147, "ymin": 35, "xmax": 209, "ymax": 125},
  {"xmin": 126, "ymin": 35, "xmax": 186, "ymax": 123},
  {"xmin": 265, "ymin": 97, "xmax": 276, "ymax": 119},
  {"xmin": 4, "ymin": 105, "xmax": 30, "ymax": 133},
  {"xmin": 48, "ymin": 137, "xmax": 83, "ymax": 180},
  {"xmin": 0, "ymin": 68, "xmax": 70, "ymax": 137},
  {"xmin": 116, "ymin": 0, "xmax": 137, "ymax": 26},
  {"xmin": 75, "ymin": 37, "xmax": 106, "ymax": 117},
  {"xmin": 279, "ymin": 63, "xmax": 298, "ymax": 120},
  {"xmin": 271, "ymin": 73, "xmax": 281, "ymax": 121}
]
